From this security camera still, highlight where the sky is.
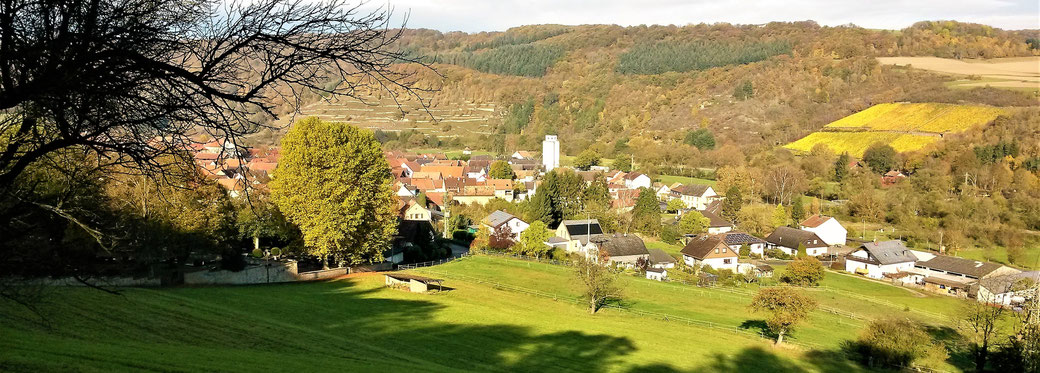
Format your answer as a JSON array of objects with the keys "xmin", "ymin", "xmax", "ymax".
[{"xmin": 371, "ymin": 0, "xmax": 1040, "ymax": 32}]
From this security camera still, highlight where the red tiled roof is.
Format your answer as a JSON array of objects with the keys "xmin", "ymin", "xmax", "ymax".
[{"xmin": 800, "ymin": 214, "xmax": 832, "ymax": 228}]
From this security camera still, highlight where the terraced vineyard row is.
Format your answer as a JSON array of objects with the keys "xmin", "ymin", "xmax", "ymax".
[{"xmin": 784, "ymin": 132, "xmax": 941, "ymax": 157}]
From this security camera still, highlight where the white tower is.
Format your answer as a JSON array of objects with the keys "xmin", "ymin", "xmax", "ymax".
[{"xmin": 542, "ymin": 135, "xmax": 560, "ymax": 172}]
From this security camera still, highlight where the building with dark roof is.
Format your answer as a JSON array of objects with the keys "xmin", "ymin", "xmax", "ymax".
[
  {"xmin": 647, "ymin": 248, "xmax": 677, "ymax": 268},
  {"xmin": 764, "ymin": 226, "xmax": 828, "ymax": 257},
  {"xmin": 719, "ymin": 231, "xmax": 768, "ymax": 256},
  {"xmin": 554, "ymin": 219, "xmax": 605, "ymax": 254},
  {"xmin": 593, "ymin": 234, "xmax": 650, "ymax": 267},
  {"xmin": 670, "ymin": 184, "xmax": 719, "ymax": 210},
  {"xmin": 844, "ymin": 240, "xmax": 918, "ymax": 279}
]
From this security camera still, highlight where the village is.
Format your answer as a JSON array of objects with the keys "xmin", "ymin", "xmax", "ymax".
[{"xmin": 188, "ymin": 133, "xmax": 1038, "ymax": 310}]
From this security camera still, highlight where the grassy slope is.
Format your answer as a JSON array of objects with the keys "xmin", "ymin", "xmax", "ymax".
[
  {"xmin": 1, "ymin": 255, "xmax": 971, "ymax": 372},
  {"xmin": 3, "ymin": 272, "xmax": 838, "ymax": 373}
]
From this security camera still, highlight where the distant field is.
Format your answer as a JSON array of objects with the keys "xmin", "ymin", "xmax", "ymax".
[
  {"xmin": 878, "ymin": 56, "xmax": 1040, "ymax": 93},
  {"xmin": 275, "ymin": 94, "xmax": 502, "ymax": 140},
  {"xmin": 785, "ymin": 102, "xmax": 1009, "ymax": 157},
  {"xmin": 824, "ymin": 103, "xmax": 1007, "ymax": 133},
  {"xmin": 656, "ymin": 174, "xmax": 717, "ymax": 187},
  {"xmin": 785, "ymin": 132, "xmax": 941, "ymax": 157}
]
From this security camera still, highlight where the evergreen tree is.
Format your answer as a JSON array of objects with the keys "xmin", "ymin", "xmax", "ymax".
[
  {"xmin": 790, "ymin": 197, "xmax": 806, "ymax": 227},
  {"xmin": 834, "ymin": 152, "xmax": 850, "ymax": 181},
  {"xmin": 722, "ymin": 186, "xmax": 744, "ymax": 222},
  {"xmin": 631, "ymin": 188, "xmax": 661, "ymax": 235},
  {"xmin": 684, "ymin": 129, "xmax": 716, "ymax": 150},
  {"xmin": 733, "ymin": 80, "xmax": 754, "ymax": 100},
  {"xmin": 772, "ymin": 204, "xmax": 788, "ymax": 228}
]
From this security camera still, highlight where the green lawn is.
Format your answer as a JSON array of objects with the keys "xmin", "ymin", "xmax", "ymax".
[
  {"xmin": 1, "ymin": 255, "xmax": 974, "ymax": 372},
  {"xmin": 656, "ymin": 174, "xmax": 716, "ymax": 187},
  {"xmin": 3, "ymin": 268, "xmax": 844, "ymax": 372},
  {"xmin": 643, "ymin": 238, "xmax": 684, "ymax": 257}
]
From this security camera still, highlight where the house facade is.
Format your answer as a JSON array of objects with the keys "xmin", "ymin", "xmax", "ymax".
[
  {"xmin": 764, "ymin": 226, "xmax": 829, "ymax": 256},
  {"xmin": 482, "ymin": 210, "xmax": 529, "ymax": 241},
  {"xmin": 594, "ymin": 234, "xmax": 650, "ymax": 268},
  {"xmin": 681, "ymin": 236, "xmax": 739, "ymax": 271},
  {"xmin": 799, "ymin": 215, "xmax": 847, "ymax": 246},
  {"xmin": 555, "ymin": 219, "xmax": 604, "ymax": 254},
  {"xmin": 671, "ymin": 185, "xmax": 718, "ymax": 210}
]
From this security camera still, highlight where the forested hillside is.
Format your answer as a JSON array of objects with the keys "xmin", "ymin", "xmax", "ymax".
[{"xmin": 287, "ymin": 21, "xmax": 1037, "ymax": 170}]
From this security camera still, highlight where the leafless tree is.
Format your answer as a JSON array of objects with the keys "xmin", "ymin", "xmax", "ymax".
[{"xmin": 0, "ymin": 0, "xmax": 429, "ymax": 191}]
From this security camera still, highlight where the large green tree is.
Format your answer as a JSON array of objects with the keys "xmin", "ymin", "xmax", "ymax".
[
  {"xmin": 271, "ymin": 117, "xmax": 397, "ymax": 267},
  {"xmin": 575, "ymin": 149, "xmax": 601, "ymax": 171},
  {"xmin": 722, "ymin": 186, "xmax": 743, "ymax": 222},
  {"xmin": 678, "ymin": 211, "xmax": 709, "ymax": 235},
  {"xmin": 862, "ymin": 143, "xmax": 898, "ymax": 174},
  {"xmin": 517, "ymin": 221, "xmax": 552, "ymax": 258},
  {"xmin": 489, "ymin": 160, "xmax": 515, "ymax": 179}
]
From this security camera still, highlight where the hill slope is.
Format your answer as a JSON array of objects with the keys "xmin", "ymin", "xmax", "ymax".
[{"xmin": 0, "ymin": 255, "xmax": 973, "ymax": 372}]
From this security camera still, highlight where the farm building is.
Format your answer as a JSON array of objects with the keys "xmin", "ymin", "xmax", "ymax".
[
  {"xmin": 799, "ymin": 215, "xmax": 847, "ymax": 246},
  {"xmin": 647, "ymin": 249, "xmax": 676, "ymax": 269},
  {"xmin": 646, "ymin": 268, "xmax": 667, "ymax": 281},
  {"xmin": 681, "ymin": 236, "xmax": 738, "ymax": 271},
  {"xmin": 844, "ymin": 241, "xmax": 917, "ymax": 280},
  {"xmin": 976, "ymin": 272, "xmax": 1039, "ymax": 306},
  {"xmin": 384, "ymin": 273, "xmax": 445, "ymax": 293},
  {"xmin": 593, "ymin": 234, "xmax": 650, "ymax": 268}
]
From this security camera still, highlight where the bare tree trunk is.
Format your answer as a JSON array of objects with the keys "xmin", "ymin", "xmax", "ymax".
[{"xmin": 776, "ymin": 330, "xmax": 785, "ymax": 345}]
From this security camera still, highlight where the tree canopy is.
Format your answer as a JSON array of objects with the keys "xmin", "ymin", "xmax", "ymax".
[
  {"xmin": 271, "ymin": 118, "xmax": 397, "ymax": 267},
  {"xmin": 749, "ymin": 287, "xmax": 818, "ymax": 344}
]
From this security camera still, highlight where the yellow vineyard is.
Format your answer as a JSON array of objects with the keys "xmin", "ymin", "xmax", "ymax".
[
  {"xmin": 785, "ymin": 132, "xmax": 940, "ymax": 157},
  {"xmin": 786, "ymin": 103, "xmax": 1009, "ymax": 157},
  {"xmin": 824, "ymin": 103, "xmax": 1007, "ymax": 133}
]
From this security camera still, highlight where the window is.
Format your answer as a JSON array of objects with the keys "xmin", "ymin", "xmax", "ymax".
[
  {"xmin": 724, "ymin": 259, "xmax": 732, "ymax": 264},
  {"xmin": 714, "ymin": 248, "xmax": 719, "ymax": 254},
  {"xmin": 722, "ymin": 248, "xmax": 727, "ymax": 253}
]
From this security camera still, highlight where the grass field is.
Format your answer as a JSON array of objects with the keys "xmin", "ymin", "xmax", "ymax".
[
  {"xmin": 878, "ymin": 56, "xmax": 1040, "ymax": 94},
  {"xmin": 656, "ymin": 174, "xmax": 717, "ymax": 187},
  {"xmin": 2, "ymin": 255, "xmax": 975, "ymax": 372}
]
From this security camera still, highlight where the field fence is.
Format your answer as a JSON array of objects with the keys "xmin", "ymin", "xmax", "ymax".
[{"xmin": 396, "ymin": 253, "xmax": 470, "ymax": 270}]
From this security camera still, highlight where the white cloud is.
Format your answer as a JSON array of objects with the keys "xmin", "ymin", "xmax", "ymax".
[{"xmin": 374, "ymin": 0, "xmax": 1039, "ymax": 32}]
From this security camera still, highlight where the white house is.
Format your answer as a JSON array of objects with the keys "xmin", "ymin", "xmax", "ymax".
[
  {"xmin": 555, "ymin": 219, "xmax": 603, "ymax": 254},
  {"xmin": 799, "ymin": 215, "xmax": 848, "ymax": 246},
  {"xmin": 845, "ymin": 240, "xmax": 918, "ymax": 279},
  {"xmin": 681, "ymin": 236, "xmax": 738, "ymax": 271},
  {"xmin": 655, "ymin": 184, "xmax": 673, "ymax": 201},
  {"xmin": 622, "ymin": 172, "xmax": 653, "ymax": 190},
  {"xmin": 671, "ymin": 185, "xmax": 718, "ymax": 210},
  {"xmin": 594, "ymin": 234, "xmax": 650, "ymax": 268},
  {"xmin": 482, "ymin": 210, "xmax": 529, "ymax": 241},
  {"xmin": 647, "ymin": 248, "xmax": 676, "ymax": 269},
  {"xmin": 401, "ymin": 200, "xmax": 433, "ymax": 222},
  {"xmin": 699, "ymin": 210, "xmax": 733, "ymax": 235}
]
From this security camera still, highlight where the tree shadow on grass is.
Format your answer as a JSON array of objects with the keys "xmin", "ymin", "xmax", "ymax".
[
  {"xmin": 926, "ymin": 325, "xmax": 973, "ymax": 371},
  {"xmin": 628, "ymin": 346, "xmax": 873, "ymax": 373}
]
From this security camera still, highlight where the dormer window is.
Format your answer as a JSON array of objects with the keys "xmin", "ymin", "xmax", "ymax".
[{"xmin": 715, "ymin": 248, "xmax": 719, "ymax": 254}]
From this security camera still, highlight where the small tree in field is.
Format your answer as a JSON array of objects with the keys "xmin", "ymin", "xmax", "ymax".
[
  {"xmin": 781, "ymin": 256, "xmax": 825, "ymax": 286},
  {"xmin": 574, "ymin": 257, "xmax": 622, "ymax": 314},
  {"xmin": 749, "ymin": 287, "xmax": 817, "ymax": 344}
]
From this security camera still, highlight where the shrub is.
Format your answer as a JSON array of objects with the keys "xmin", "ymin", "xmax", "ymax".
[
  {"xmin": 781, "ymin": 256, "xmax": 825, "ymax": 286},
  {"xmin": 660, "ymin": 224, "xmax": 681, "ymax": 245},
  {"xmin": 843, "ymin": 318, "xmax": 948, "ymax": 369},
  {"xmin": 764, "ymin": 248, "xmax": 791, "ymax": 260}
]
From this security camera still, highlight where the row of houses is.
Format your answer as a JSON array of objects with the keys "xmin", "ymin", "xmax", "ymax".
[{"xmin": 845, "ymin": 240, "xmax": 1035, "ymax": 306}]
